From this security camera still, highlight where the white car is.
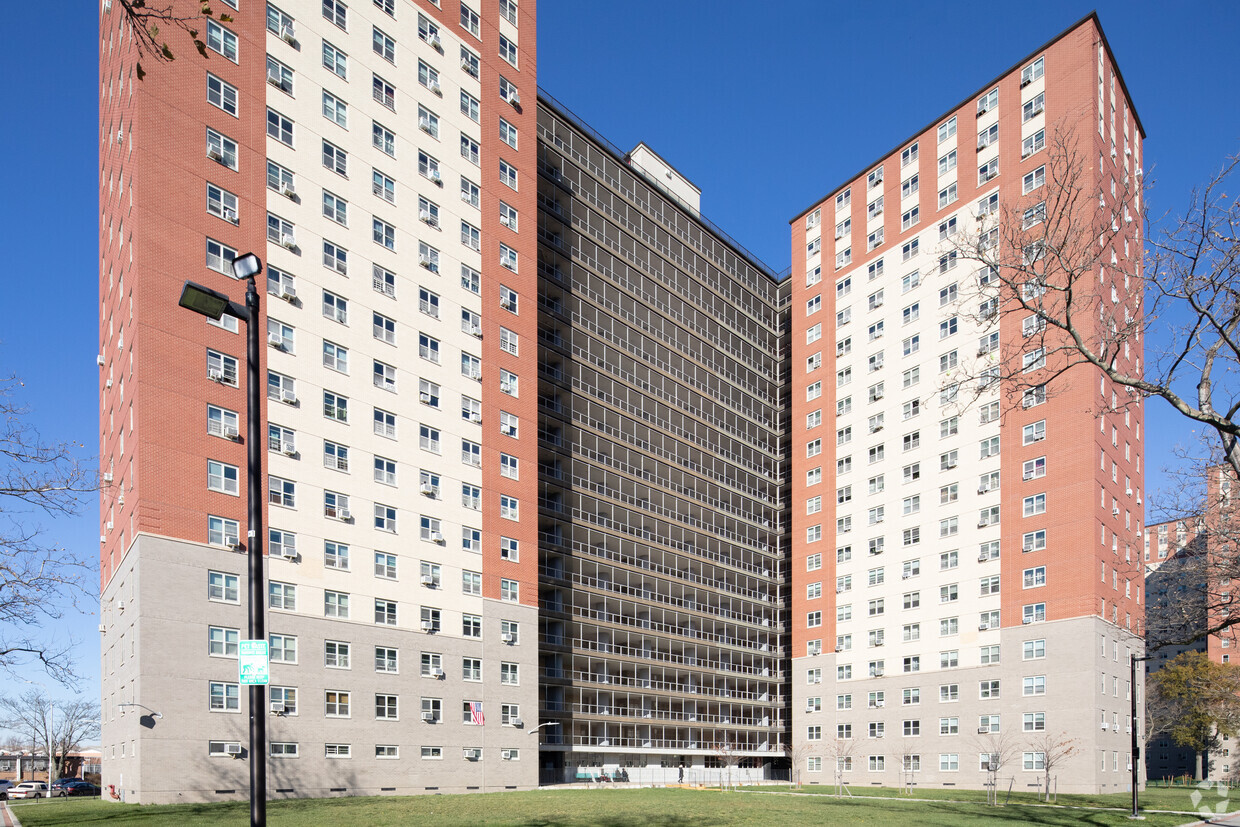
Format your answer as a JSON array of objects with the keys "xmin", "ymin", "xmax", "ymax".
[{"xmin": 8, "ymin": 781, "xmax": 53, "ymax": 799}]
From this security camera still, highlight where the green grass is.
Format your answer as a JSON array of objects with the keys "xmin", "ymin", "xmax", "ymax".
[
  {"xmin": 739, "ymin": 782, "xmax": 1230, "ymax": 812},
  {"xmin": 5, "ymin": 787, "xmax": 1216, "ymax": 826}
]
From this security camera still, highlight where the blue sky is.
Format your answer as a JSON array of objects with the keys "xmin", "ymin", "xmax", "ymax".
[{"xmin": 0, "ymin": 0, "xmax": 1237, "ymax": 704}]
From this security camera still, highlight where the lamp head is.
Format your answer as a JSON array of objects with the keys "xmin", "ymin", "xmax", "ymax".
[
  {"xmin": 178, "ymin": 281, "xmax": 231, "ymax": 320},
  {"xmin": 232, "ymin": 252, "xmax": 263, "ymax": 281}
]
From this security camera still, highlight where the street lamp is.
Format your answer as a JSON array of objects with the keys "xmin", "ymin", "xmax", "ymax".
[
  {"xmin": 179, "ymin": 252, "xmax": 267, "ymax": 827},
  {"xmin": 1131, "ymin": 653, "xmax": 1153, "ymax": 819}
]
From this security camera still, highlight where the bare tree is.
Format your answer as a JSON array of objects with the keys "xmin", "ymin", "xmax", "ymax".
[
  {"xmin": 0, "ymin": 690, "xmax": 100, "ymax": 781},
  {"xmin": 946, "ymin": 124, "xmax": 1240, "ymax": 478},
  {"xmin": 1, "ymin": 377, "xmax": 95, "ymax": 683},
  {"xmin": 1027, "ymin": 731, "xmax": 1079, "ymax": 802},
  {"xmin": 821, "ymin": 736, "xmax": 857, "ymax": 798},
  {"xmin": 112, "ymin": 1, "xmax": 236, "ymax": 81},
  {"xmin": 785, "ymin": 740, "xmax": 814, "ymax": 790},
  {"xmin": 973, "ymin": 728, "xmax": 1021, "ymax": 805},
  {"xmin": 713, "ymin": 741, "xmax": 741, "ymax": 790}
]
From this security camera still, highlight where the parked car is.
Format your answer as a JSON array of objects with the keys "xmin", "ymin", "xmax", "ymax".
[
  {"xmin": 0, "ymin": 779, "xmax": 16, "ymax": 799},
  {"xmin": 8, "ymin": 781, "xmax": 52, "ymax": 799},
  {"xmin": 63, "ymin": 781, "xmax": 100, "ymax": 797},
  {"xmin": 50, "ymin": 778, "xmax": 84, "ymax": 795}
]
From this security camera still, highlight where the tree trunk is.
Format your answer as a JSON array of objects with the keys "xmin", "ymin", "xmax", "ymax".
[{"xmin": 1196, "ymin": 750, "xmax": 1204, "ymax": 781}]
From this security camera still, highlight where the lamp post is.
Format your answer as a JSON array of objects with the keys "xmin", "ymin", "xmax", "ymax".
[
  {"xmin": 1131, "ymin": 653, "xmax": 1152, "ymax": 819},
  {"xmin": 179, "ymin": 253, "xmax": 266, "ymax": 827}
]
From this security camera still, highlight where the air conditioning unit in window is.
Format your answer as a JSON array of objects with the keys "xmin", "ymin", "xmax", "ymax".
[
  {"xmin": 421, "ymin": 574, "xmax": 436, "ymax": 587},
  {"xmin": 279, "ymin": 286, "xmax": 296, "ymax": 302},
  {"xmin": 978, "ymin": 553, "xmax": 991, "ymax": 563},
  {"xmin": 271, "ymin": 702, "xmax": 286, "ymax": 715},
  {"xmin": 429, "ymin": 81, "xmax": 442, "ymax": 95},
  {"xmin": 420, "ymin": 483, "xmax": 436, "ymax": 496},
  {"xmin": 224, "ymin": 743, "xmax": 243, "ymax": 755},
  {"xmin": 225, "ymin": 535, "xmax": 241, "ymax": 549},
  {"xmin": 102, "ymin": 0, "xmax": 112, "ymax": 11},
  {"xmin": 280, "ymin": 388, "xmax": 296, "ymax": 404},
  {"xmin": 977, "ymin": 726, "xmax": 990, "ymax": 735},
  {"xmin": 421, "ymin": 621, "xmax": 434, "ymax": 632},
  {"xmin": 422, "ymin": 711, "xmax": 436, "ymax": 722},
  {"xmin": 280, "ymin": 234, "xmax": 296, "ymax": 249},
  {"xmin": 430, "ymin": 667, "xmax": 444, "ymax": 678},
  {"xmin": 223, "ymin": 208, "xmax": 238, "ymax": 224},
  {"xmin": 103, "ymin": 471, "xmax": 114, "ymax": 483},
  {"xmin": 978, "ymin": 623, "xmax": 989, "ymax": 631},
  {"xmin": 338, "ymin": 509, "xmax": 352, "ymax": 522},
  {"xmin": 509, "ymin": 90, "xmax": 521, "ymax": 106},
  {"xmin": 280, "ymin": 182, "xmax": 296, "ymax": 198},
  {"xmin": 501, "ymin": 633, "xmax": 515, "ymax": 644},
  {"xmin": 1113, "ymin": 507, "xmax": 1121, "ymax": 516},
  {"xmin": 268, "ymin": 332, "xmax": 284, "ymax": 348},
  {"xmin": 430, "ymin": 169, "xmax": 442, "ymax": 184},
  {"xmin": 280, "ymin": 22, "xmax": 295, "ymax": 43},
  {"xmin": 470, "ymin": 412, "xmax": 482, "ymax": 423},
  {"xmin": 501, "ymin": 424, "xmax": 514, "ymax": 436},
  {"xmin": 419, "ymin": 117, "xmax": 434, "ymax": 134},
  {"xmin": 278, "ymin": 546, "xmax": 298, "ymax": 561},
  {"xmin": 978, "ymin": 521, "xmax": 989, "ymax": 529},
  {"xmin": 463, "ymin": 748, "xmax": 481, "ymax": 760},
  {"xmin": 1020, "ymin": 78, "xmax": 1032, "ymax": 88},
  {"xmin": 266, "ymin": 67, "xmax": 282, "ymax": 86},
  {"xmin": 427, "ymin": 33, "xmax": 442, "ymax": 49},
  {"xmin": 207, "ymin": 149, "xmax": 224, "ymax": 163},
  {"xmin": 419, "ymin": 254, "xmax": 435, "ymax": 269},
  {"xmin": 501, "ymin": 297, "xmax": 515, "ymax": 310},
  {"xmin": 500, "ymin": 215, "xmax": 512, "ymax": 229},
  {"xmin": 469, "ymin": 324, "xmax": 482, "ymax": 337},
  {"xmin": 1022, "ymin": 617, "xmax": 1033, "ymax": 625},
  {"xmin": 430, "ymin": 531, "xmax": 445, "ymax": 544}
]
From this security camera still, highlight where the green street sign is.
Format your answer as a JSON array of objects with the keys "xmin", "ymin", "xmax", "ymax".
[{"xmin": 239, "ymin": 640, "xmax": 270, "ymax": 686}]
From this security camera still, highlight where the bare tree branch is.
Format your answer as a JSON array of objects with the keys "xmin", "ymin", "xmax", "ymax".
[
  {"xmin": 0, "ymin": 376, "xmax": 95, "ymax": 684},
  {"xmin": 113, "ymin": 0, "xmax": 234, "ymax": 81}
]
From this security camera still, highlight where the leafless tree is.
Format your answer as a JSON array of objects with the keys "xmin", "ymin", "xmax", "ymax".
[
  {"xmin": 822, "ymin": 736, "xmax": 857, "ymax": 798},
  {"xmin": 785, "ymin": 740, "xmax": 814, "ymax": 789},
  {"xmin": 1027, "ymin": 731, "xmax": 1079, "ymax": 802},
  {"xmin": 1, "ymin": 377, "xmax": 95, "ymax": 683},
  {"xmin": 713, "ymin": 741, "xmax": 740, "ymax": 790},
  {"xmin": 945, "ymin": 123, "xmax": 1240, "ymax": 480},
  {"xmin": 0, "ymin": 690, "xmax": 100, "ymax": 780},
  {"xmin": 112, "ymin": 1, "xmax": 235, "ymax": 81},
  {"xmin": 973, "ymin": 728, "xmax": 1021, "ymax": 805}
]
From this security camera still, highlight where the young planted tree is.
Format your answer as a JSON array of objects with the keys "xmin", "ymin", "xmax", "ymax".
[
  {"xmin": 973, "ymin": 728, "xmax": 1021, "ymax": 805},
  {"xmin": 1026, "ymin": 731, "xmax": 1079, "ymax": 802},
  {"xmin": 1147, "ymin": 651, "xmax": 1240, "ymax": 780}
]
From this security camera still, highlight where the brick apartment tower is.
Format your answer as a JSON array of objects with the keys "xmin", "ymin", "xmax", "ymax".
[
  {"xmin": 99, "ymin": 0, "xmax": 538, "ymax": 802},
  {"xmin": 1144, "ymin": 466, "xmax": 1239, "ymax": 780},
  {"xmin": 786, "ymin": 14, "xmax": 1147, "ymax": 792}
]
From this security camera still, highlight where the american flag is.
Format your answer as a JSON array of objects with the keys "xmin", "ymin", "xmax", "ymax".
[{"xmin": 470, "ymin": 702, "xmax": 485, "ymax": 726}]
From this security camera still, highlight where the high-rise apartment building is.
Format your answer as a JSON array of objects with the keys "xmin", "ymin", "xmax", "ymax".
[
  {"xmin": 533, "ymin": 94, "xmax": 788, "ymax": 782},
  {"xmin": 787, "ymin": 14, "xmax": 1147, "ymax": 793},
  {"xmin": 101, "ymin": 3, "xmax": 1149, "ymax": 801},
  {"xmin": 99, "ymin": 0, "xmax": 539, "ymax": 802}
]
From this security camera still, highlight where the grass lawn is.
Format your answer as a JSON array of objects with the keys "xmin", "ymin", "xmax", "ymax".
[
  {"xmin": 6, "ymin": 787, "xmax": 1214, "ymax": 826},
  {"xmin": 740, "ymin": 782, "xmax": 1235, "ymax": 813}
]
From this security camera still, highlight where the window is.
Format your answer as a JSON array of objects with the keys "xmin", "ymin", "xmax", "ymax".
[
  {"xmin": 500, "ymin": 662, "xmax": 519, "ymax": 685},
  {"xmin": 499, "ymin": 34, "xmax": 518, "ymax": 67},
  {"xmin": 901, "ymin": 143, "xmax": 918, "ymax": 167},
  {"xmin": 460, "ymin": 2, "xmax": 480, "ymax": 36},
  {"xmin": 372, "ymin": 121, "xmax": 394, "ymax": 157},
  {"xmin": 461, "ymin": 134, "xmax": 481, "ymax": 166},
  {"xmin": 1023, "ymin": 166, "xmax": 1046, "ymax": 194},
  {"xmin": 210, "ymin": 681, "xmax": 240, "ymax": 711},
  {"xmin": 207, "ymin": 460, "xmax": 239, "ymax": 495},
  {"xmin": 500, "ymin": 118, "xmax": 519, "ymax": 149},
  {"xmin": 1023, "ymin": 129, "xmax": 1046, "ymax": 159},
  {"xmin": 206, "ymin": 128, "xmax": 238, "ymax": 169},
  {"xmin": 1022, "ymin": 92, "xmax": 1045, "ymax": 123},
  {"xmin": 373, "ymin": 26, "xmax": 395, "ymax": 62},
  {"xmin": 938, "ymin": 116, "xmax": 957, "ymax": 143},
  {"xmin": 418, "ymin": 105, "xmax": 439, "ymax": 138},
  {"xmin": 323, "ymin": 240, "xmax": 348, "ymax": 274},
  {"xmin": 500, "ymin": 495, "xmax": 519, "ymax": 521},
  {"xmin": 1022, "ymin": 603, "xmax": 1047, "ymax": 624},
  {"xmin": 1021, "ymin": 56, "xmax": 1045, "ymax": 86},
  {"xmin": 324, "ymin": 589, "xmax": 350, "ymax": 619},
  {"xmin": 1023, "ymin": 493, "xmax": 1047, "ymax": 517},
  {"xmin": 266, "ymin": 108, "xmax": 293, "ymax": 146},
  {"xmin": 207, "ymin": 73, "xmax": 238, "ymax": 116},
  {"xmin": 206, "ymin": 19, "xmax": 238, "ymax": 61}
]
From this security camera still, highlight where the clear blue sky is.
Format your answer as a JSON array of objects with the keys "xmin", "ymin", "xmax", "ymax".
[{"xmin": 0, "ymin": 0, "xmax": 1236, "ymax": 705}]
